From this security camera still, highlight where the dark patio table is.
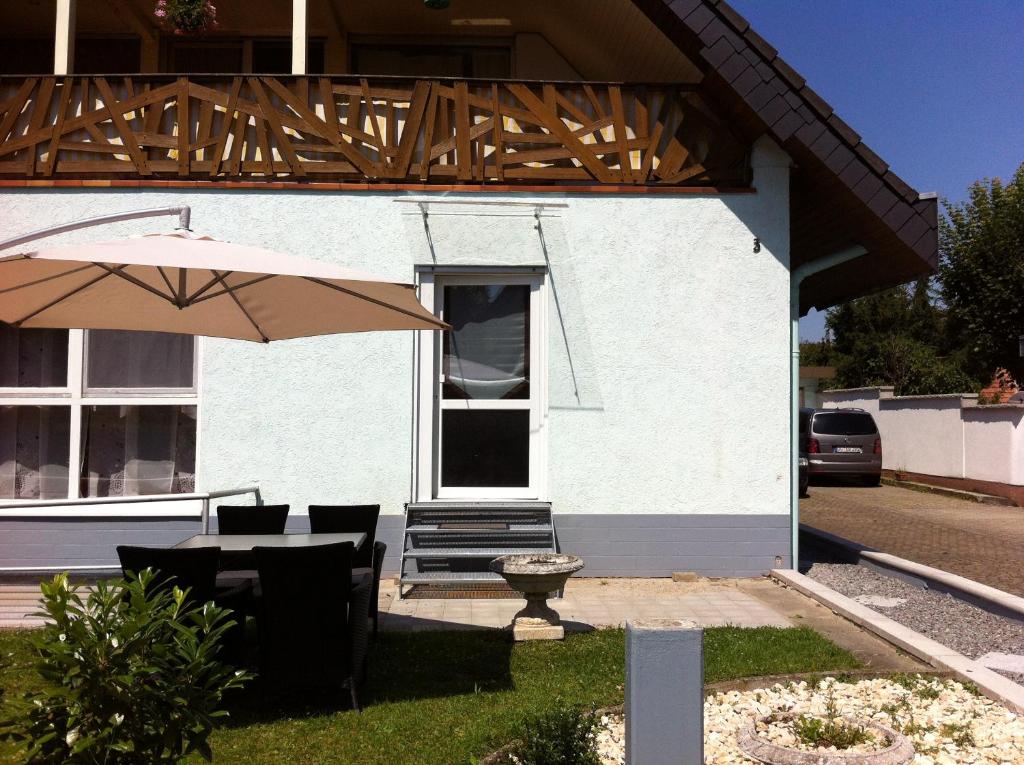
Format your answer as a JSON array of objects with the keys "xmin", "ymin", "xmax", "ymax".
[{"xmin": 175, "ymin": 532, "xmax": 367, "ymax": 553}]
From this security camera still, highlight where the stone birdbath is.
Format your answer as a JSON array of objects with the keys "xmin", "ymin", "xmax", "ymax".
[{"xmin": 489, "ymin": 553, "xmax": 584, "ymax": 641}]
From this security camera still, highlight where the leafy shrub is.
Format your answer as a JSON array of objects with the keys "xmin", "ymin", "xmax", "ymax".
[
  {"xmin": 791, "ymin": 687, "xmax": 873, "ymax": 750},
  {"xmin": 0, "ymin": 571, "xmax": 249, "ymax": 764},
  {"xmin": 792, "ymin": 714, "xmax": 873, "ymax": 750},
  {"xmin": 502, "ymin": 704, "xmax": 601, "ymax": 765}
]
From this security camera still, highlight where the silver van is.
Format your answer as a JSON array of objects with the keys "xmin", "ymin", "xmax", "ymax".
[{"xmin": 799, "ymin": 408, "xmax": 882, "ymax": 486}]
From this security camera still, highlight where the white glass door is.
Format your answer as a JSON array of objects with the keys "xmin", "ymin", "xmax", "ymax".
[{"xmin": 417, "ymin": 273, "xmax": 545, "ymax": 500}]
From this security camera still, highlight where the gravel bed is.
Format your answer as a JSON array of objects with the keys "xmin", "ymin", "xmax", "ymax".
[
  {"xmin": 807, "ymin": 562, "xmax": 1024, "ymax": 685},
  {"xmin": 595, "ymin": 676, "xmax": 1024, "ymax": 765}
]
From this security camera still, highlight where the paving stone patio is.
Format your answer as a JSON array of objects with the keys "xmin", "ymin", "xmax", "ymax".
[
  {"xmin": 379, "ymin": 577, "xmax": 793, "ymax": 631},
  {"xmin": 801, "ymin": 483, "xmax": 1024, "ymax": 596}
]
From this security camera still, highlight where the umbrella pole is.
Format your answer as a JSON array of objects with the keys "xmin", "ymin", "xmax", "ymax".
[{"xmin": 0, "ymin": 206, "xmax": 191, "ymax": 252}]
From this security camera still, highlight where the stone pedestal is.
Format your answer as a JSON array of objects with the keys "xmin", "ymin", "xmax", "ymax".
[{"xmin": 512, "ymin": 592, "xmax": 565, "ymax": 641}]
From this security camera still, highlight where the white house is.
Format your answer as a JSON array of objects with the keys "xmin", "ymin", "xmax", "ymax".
[{"xmin": 0, "ymin": 0, "xmax": 937, "ymax": 589}]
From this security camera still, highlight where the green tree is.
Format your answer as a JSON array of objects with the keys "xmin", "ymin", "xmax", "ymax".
[
  {"xmin": 940, "ymin": 163, "xmax": 1024, "ymax": 381},
  {"xmin": 820, "ymin": 282, "xmax": 977, "ymax": 396}
]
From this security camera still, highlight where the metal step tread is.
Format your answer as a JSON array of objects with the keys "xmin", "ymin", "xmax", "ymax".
[
  {"xmin": 404, "ymin": 547, "xmax": 555, "ymax": 558},
  {"xmin": 405, "ymin": 524, "xmax": 553, "ymax": 533},
  {"xmin": 400, "ymin": 571, "xmax": 505, "ymax": 584}
]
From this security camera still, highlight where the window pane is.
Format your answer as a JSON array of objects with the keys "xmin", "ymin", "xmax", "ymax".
[
  {"xmin": 0, "ymin": 324, "xmax": 68, "ymax": 387},
  {"xmin": 86, "ymin": 331, "xmax": 194, "ymax": 389},
  {"xmin": 441, "ymin": 410, "xmax": 529, "ymax": 487},
  {"xmin": 80, "ymin": 406, "xmax": 197, "ymax": 497},
  {"xmin": 812, "ymin": 412, "xmax": 877, "ymax": 436},
  {"xmin": 0, "ymin": 406, "xmax": 70, "ymax": 499},
  {"xmin": 443, "ymin": 285, "xmax": 529, "ymax": 400}
]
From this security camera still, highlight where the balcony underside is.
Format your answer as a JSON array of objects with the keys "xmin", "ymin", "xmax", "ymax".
[{"xmin": 0, "ymin": 76, "xmax": 749, "ymax": 187}]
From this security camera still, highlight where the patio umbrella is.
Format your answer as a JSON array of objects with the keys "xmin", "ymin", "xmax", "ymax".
[{"xmin": 0, "ymin": 230, "xmax": 446, "ymax": 341}]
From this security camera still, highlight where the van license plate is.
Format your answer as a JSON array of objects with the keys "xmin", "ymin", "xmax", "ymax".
[{"xmin": 834, "ymin": 447, "xmax": 862, "ymax": 454}]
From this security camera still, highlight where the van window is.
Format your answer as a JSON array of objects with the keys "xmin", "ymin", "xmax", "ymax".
[{"xmin": 812, "ymin": 412, "xmax": 877, "ymax": 436}]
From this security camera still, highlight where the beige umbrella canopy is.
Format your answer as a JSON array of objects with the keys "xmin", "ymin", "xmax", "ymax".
[{"xmin": 0, "ymin": 231, "xmax": 447, "ymax": 341}]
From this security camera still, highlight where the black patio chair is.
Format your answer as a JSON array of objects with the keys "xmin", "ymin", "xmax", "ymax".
[
  {"xmin": 307, "ymin": 505, "xmax": 379, "ymax": 567},
  {"xmin": 116, "ymin": 545, "xmax": 250, "ymax": 663},
  {"xmin": 308, "ymin": 504, "xmax": 384, "ymax": 635},
  {"xmin": 215, "ymin": 504, "xmax": 290, "ymax": 535},
  {"xmin": 116, "ymin": 545, "xmax": 222, "ymax": 606},
  {"xmin": 253, "ymin": 541, "xmax": 371, "ymax": 709}
]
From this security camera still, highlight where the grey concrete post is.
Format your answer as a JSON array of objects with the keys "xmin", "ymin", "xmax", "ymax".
[{"xmin": 625, "ymin": 619, "xmax": 703, "ymax": 765}]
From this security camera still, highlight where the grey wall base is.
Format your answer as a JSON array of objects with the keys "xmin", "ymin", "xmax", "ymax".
[
  {"xmin": 554, "ymin": 513, "xmax": 791, "ymax": 577},
  {"xmin": 0, "ymin": 513, "xmax": 789, "ymax": 577}
]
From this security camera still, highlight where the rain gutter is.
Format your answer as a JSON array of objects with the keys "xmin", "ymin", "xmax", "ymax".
[{"xmin": 790, "ymin": 245, "xmax": 867, "ymax": 567}]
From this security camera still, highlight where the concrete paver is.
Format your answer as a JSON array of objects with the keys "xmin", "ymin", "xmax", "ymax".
[
  {"xmin": 380, "ymin": 578, "xmax": 792, "ymax": 632},
  {"xmin": 801, "ymin": 484, "xmax": 1024, "ymax": 596}
]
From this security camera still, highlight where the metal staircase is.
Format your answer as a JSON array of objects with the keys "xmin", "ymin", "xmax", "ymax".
[{"xmin": 399, "ymin": 502, "xmax": 556, "ymax": 597}]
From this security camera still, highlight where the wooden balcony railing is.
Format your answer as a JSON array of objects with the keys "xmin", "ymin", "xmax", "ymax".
[{"xmin": 0, "ymin": 76, "xmax": 749, "ymax": 186}]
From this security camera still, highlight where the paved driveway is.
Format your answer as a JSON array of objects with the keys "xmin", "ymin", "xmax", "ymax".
[{"xmin": 801, "ymin": 484, "xmax": 1024, "ymax": 596}]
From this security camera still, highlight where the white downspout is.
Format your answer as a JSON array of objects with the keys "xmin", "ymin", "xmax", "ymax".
[{"xmin": 790, "ymin": 246, "xmax": 867, "ymax": 567}]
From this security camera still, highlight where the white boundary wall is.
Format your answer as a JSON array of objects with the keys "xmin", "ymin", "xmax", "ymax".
[{"xmin": 820, "ymin": 388, "xmax": 1024, "ymax": 485}]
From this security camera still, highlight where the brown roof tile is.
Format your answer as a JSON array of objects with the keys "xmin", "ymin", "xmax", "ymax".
[
  {"xmin": 826, "ymin": 113, "xmax": 861, "ymax": 146},
  {"xmin": 800, "ymin": 87, "xmax": 834, "ymax": 120},
  {"xmin": 682, "ymin": 4, "xmax": 716, "ymax": 33},
  {"xmin": 742, "ymin": 81, "xmax": 778, "ymax": 111},
  {"xmin": 772, "ymin": 57, "xmax": 807, "ymax": 90},
  {"xmin": 772, "ymin": 110, "xmax": 805, "ymax": 141},
  {"xmin": 732, "ymin": 66, "xmax": 763, "ymax": 97},
  {"xmin": 883, "ymin": 171, "xmax": 916, "ymax": 203},
  {"xmin": 882, "ymin": 202, "xmax": 915, "ymax": 232},
  {"xmin": 743, "ymin": 27, "xmax": 778, "ymax": 61},
  {"xmin": 854, "ymin": 143, "xmax": 889, "ymax": 175},
  {"xmin": 867, "ymin": 187, "xmax": 900, "ymax": 218},
  {"xmin": 716, "ymin": 2, "xmax": 751, "ymax": 32}
]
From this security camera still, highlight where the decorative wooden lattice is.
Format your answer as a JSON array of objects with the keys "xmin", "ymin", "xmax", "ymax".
[{"xmin": 0, "ymin": 76, "xmax": 749, "ymax": 185}]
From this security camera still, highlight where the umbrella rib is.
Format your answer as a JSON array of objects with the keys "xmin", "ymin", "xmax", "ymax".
[
  {"xmin": 155, "ymin": 266, "xmax": 177, "ymax": 298},
  {"xmin": 189, "ymin": 274, "xmax": 277, "ymax": 306},
  {"xmin": 0, "ymin": 263, "xmax": 95, "ymax": 295},
  {"xmin": 10, "ymin": 269, "xmax": 116, "ymax": 326},
  {"xmin": 211, "ymin": 269, "xmax": 270, "ymax": 343},
  {"xmin": 185, "ymin": 271, "xmax": 233, "ymax": 304},
  {"xmin": 92, "ymin": 263, "xmax": 179, "ymax": 306},
  {"xmin": 301, "ymin": 277, "xmax": 449, "ymax": 329}
]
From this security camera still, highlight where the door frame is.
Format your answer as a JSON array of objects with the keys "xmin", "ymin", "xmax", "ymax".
[{"xmin": 413, "ymin": 267, "xmax": 548, "ymax": 503}]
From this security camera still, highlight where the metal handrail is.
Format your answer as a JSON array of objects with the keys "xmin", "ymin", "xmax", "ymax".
[
  {"xmin": 0, "ymin": 485, "xmax": 261, "ymax": 573},
  {"xmin": 0, "ymin": 486, "xmax": 261, "ymax": 535}
]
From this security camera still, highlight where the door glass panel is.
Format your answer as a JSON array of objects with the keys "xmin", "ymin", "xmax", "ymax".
[
  {"xmin": 0, "ymin": 405, "xmax": 70, "ymax": 499},
  {"xmin": 80, "ymin": 405, "xmax": 197, "ymax": 497},
  {"xmin": 86, "ymin": 331, "xmax": 194, "ymax": 389},
  {"xmin": 443, "ymin": 285, "xmax": 529, "ymax": 400},
  {"xmin": 0, "ymin": 325, "xmax": 68, "ymax": 387},
  {"xmin": 441, "ymin": 410, "xmax": 529, "ymax": 487}
]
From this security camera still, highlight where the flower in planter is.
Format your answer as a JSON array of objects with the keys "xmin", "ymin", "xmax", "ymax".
[{"xmin": 155, "ymin": 0, "xmax": 218, "ymax": 35}]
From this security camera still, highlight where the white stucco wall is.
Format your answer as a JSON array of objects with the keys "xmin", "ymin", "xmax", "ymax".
[
  {"xmin": 821, "ymin": 387, "xmax": 1024, "ymax": 485},
  {"xmin": 0, "ymin": 140, "xmax": 792, "ymax": 520}
]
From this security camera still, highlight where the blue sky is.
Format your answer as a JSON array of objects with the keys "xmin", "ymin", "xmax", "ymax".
[{"xmin": 728, "ymin": 0, "xmax": 1024, "ymax": 341}]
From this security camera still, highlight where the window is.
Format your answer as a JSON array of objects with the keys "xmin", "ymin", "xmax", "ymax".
[
  {"xmin": 415, "ymin": 273, "xmax": 546, "ymax": 501},
  {"xmin": 0, "ymin": 327, "xmax": 199, "ymax": 501},
  {"xmin": 811, "ymin": 412, "xmax": 877, "ymax": 436}
]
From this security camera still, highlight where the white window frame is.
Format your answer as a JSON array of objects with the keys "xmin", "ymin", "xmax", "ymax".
[
  {"xmin": 0, "ymin": 329, "xmax": 202, "ymax": 502},
  {"xmin": 413, "ymin": 270, "xmax": 548, "ymax": 502}
]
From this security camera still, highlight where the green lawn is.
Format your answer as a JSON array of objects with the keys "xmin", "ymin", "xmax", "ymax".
[{"xmin": 0, "ymin": 625, "xmax": 859, "ymax": 765}]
